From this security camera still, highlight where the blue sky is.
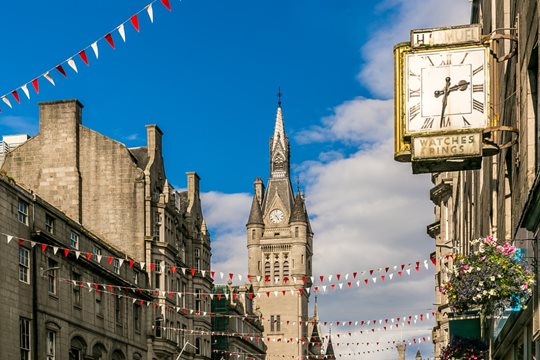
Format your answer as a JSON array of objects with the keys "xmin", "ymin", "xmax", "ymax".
[
  {"xmin": 0, "ymin": 0, "xmax": 387, "ymax": 192},
  {"xmin": 0, "ymin": 1, "xmax": 472, "ymax": 358}
]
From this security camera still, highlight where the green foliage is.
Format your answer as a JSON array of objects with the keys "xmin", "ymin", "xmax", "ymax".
[{"xmin": 442, "ymin": 236, "xmax": 535, "ymax": 315}]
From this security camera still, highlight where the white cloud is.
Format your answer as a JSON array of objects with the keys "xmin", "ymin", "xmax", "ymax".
[
  {"xmin": 202, "ymin": 191, "xmax": 252, "ymax": 278},
  {"xmin": 359, "ymin": 0, "xmax": 471, "ymax": 98},
  {"xmin": 296, "ymin": 98, "xmax": 393, "ymax": 145},
  {"xmin": 125, "ymin": 133, "xmax": 139, "ymax": 141}
]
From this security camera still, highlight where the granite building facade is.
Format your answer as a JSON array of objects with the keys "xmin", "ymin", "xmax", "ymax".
[
  {"xmin": 1, "ymin": 99, "xmax": 213, "ymax": 360},
  {"xmin": 428, "ymin": 1, "xmax": 539, "ymax": 358}
]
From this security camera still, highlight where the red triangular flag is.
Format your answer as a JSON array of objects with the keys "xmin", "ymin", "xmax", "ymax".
[
  {"xmin": 229, "ymin": 273, "xmax": 233, "ymax": 280},
  {"xmin": 31, "ymin": 78, "xmax": 39, "ymax": 93},
  {"xmin": 129, "ymin": 259, "xmax": 134, "ymax": 268},
  {"xmin": 130, "ymin": 14, "xmax": 140, "ymax": 32},
  {"xmin": 302, "ymin": 276, "xmax": 307, "ymax": 284},
  {"xmin": 191, "ymin": 268, "xmax": 196, "ymax": 276},
  {"xmin": 63, "ymin": 248, "xmax": 69, "ymax": 257},
  {"xmin": 266, "ymin": 291, "xmax": 270, "ymax": 297},
  {"xmin": 347, "ymin": 282, "xmax": 352, "ymax": 287},
  {"xmin": 353, "ymin": 272, "xmax": 357, "ymax": 278},
  {"xmin": 381, "ymin": 275, "xmax": 385, "ymax": 281},
  {"xmin": 248, "ymin": 293, "xmax": 254, "ymax": 299},
  {"xmin": 11, "ymin": 90, "xmax": 20, "ymax": 104},
  {"xmin": 431, "ymin": 257, "xmax": 437, "ymax": 265},
  {"xmin": 85, "ymin": 252, "xmax": 92, "ymax": 260},
  {"xmin": 161, "ymin": 0, "xmax": 172, "ymax": 11},
  {"xmin": 108, "ymin": 256, "xmax": 113, "ymax": 264},
  {"xmin": 150, "ymin": 262, "xmax": 155, "ymax": 271},
  {"xmin": 336, "ymin": 274, "xmax": 341, "ymax": 280},
  {"xmin": 364, "ymin": 279, "xmax": 368, "ymax": 284},
  {"xmin": 369, "ymin": 270, "xmax": 374, "ymax": 275},
  {"xmin": 41, "ymin": 244, "xmax": 47, "ymax": 252},
  {"xmin": 398, "ymin": 271, "xmax": 403, "ymax": 277},
  {"xmin": 217, "ymin": 293, "xmax": 221, "ymax": 300},
  {"xmin": 211, "ymin": 271, "xmax": 215, "ymax": 278},
  {"xmin": 55, "ymin": 65, "xmax": 67, "ymax": 77},
  {"xmin": 105, "ymin": 33, "xmax": 115, "ymax": 49},
  {"xmin": 171, "ymin": 265, "xmax": 176, "ymax": 273},
  {"xmin": 79, "ymin": 50, "xmax": 89, "ymax": 65}
]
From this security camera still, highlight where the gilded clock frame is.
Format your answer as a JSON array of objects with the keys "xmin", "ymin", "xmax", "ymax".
[{"xmin": 394, "ymin": 41, "xmax": 494, "ymax": 162}]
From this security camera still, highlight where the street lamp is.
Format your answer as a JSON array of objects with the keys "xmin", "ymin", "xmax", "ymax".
[{"xmin": 175, "ymin": 341, "xmax": 197, "ymax": 360}]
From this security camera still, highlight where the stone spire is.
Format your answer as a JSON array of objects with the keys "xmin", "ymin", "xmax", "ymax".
[
  {"xmin": 269, "ymin": 90, "xmax": 290, "ymax": 178},
  {"xmin": 325, "ymin": 329, "xmax": 335, "ymax": 359},
  {"xmin": 290, "ymin": 193, "xmax": 308, "ymax": 223},
  {"xmin": 309, "ymin": 296, "xmax": 322, "ymax": 355},
  {"xmin": 247, "ymin": 193, "xmax": 264, "ymax": 225}
]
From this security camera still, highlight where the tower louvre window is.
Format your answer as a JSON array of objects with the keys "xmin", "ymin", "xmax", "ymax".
[
  {"xmin": 265, "ymin": 262, "xmax": 271, "ymax": 277},
  {"xmin": 274, "ymin": 261, "xmax": 280, "ymax": 279},
  {"xmin": 283, "ymin": 261, "xmax": 289, "ymax": 277}
]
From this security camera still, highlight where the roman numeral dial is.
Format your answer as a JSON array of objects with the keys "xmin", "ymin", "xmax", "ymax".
[{"xmin": 404, "ymin": 46, "xmax": 489, "ymax": 133}]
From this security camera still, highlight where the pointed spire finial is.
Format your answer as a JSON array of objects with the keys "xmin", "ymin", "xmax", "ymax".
[{"xmin": 277, "ymin": 87, "xmax": 282, "ymax": 107}]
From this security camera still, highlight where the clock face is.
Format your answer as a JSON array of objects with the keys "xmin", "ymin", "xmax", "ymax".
[
  {"xmin": 269, "ymin": 209, "xmax": 284, "ymax": 224},
  {"xmin": 405, "ymin": 47, "xmax": 488, "ymax": 134}
]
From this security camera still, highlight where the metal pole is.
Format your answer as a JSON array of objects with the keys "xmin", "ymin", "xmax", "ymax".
[{"xmin": 175, "ymin": 341, "xmax": 197, "ymax": 360}]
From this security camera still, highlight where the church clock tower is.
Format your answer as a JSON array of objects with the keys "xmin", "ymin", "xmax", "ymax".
[{"xmin": 247, "ymin": 94, "xmax": 313, "ymax": 359}]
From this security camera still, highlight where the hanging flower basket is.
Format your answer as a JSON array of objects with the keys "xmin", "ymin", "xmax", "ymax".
[
  {"xmin": 440, "ymin": 336, "xmax": 488, "ymax": 360},
  {"xmin": 442, "ymin": 236, "xmax": 535, "ymax": 315}
]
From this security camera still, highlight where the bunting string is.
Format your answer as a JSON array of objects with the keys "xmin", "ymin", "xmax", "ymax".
[
  {"xmin": 5, "ymin": 232, "xmax": 443, "ymax": 288},
  {"xmin": 0, "ymin": 0, "xmax": 174, "ymax": 112}
]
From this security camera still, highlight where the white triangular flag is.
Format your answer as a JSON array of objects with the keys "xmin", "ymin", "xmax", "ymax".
[
  {"xmin": 67, "ymin": 59, "xmax": 78, "ymax": 73},
  {"xmin": 140, "ymin": 262, "xmax": 145, "ymax": 270},
  {"xmin": 338, "ymin": 283, "xmax": 343, "ymax": 289},
  {"xmin": 86, "ymin": 282, "xmax": 92, "ymax": 288},
  {"xmin": 310, "ymin": 276, "xmax": 314, "ymax": 283},
  {"xmin": 181, "ymin": 267, "xmax": 186, "ymax": 275},
  {"xmin": 322, "ymin": 285, "xmax": 327, "ymax": 292},
  {"xmin": 21, "ymin": 85, "xmax": 30, "ymax": 99},
  {"xmin": 96, "ymin": 254, "xmax": 102, "ymax": 263},
  {"xmin": 118, "ymin": 24, "xmax": 126, "ymax": 42},
  {"xmin": 119, "ymin": 259, "xmax": 124, "ymax": 268},
  {"xmin": 406, "ymin": 269, "xmax": 411, "ymax": 275},
  {"xmin": 6, "ymin": 235, "xmax": 13, "ymax": 244},
  {"xmin": 306, "ymin": 287, "xmax": 310, "ymax": 294},
  {"xmin": 389, "ymin": 273, "xmax": 394, "ymax": 280},
  {"xmin": 2, "ymin": 96, "xmax": 12, "ymax": 108},
  {"xmin": 274, "ymin": 291, "xmax": 278, "ymax": 297},
  {"xmin": 201, "ymin": 270, "xmax": 206, "ymax": 277},
  {"xmin": 424, "ymin": 260, "xmax": 429, "ymax": 269},
  {"xmin": 53, "ymin": 246, "xmax": 59, "ymax": 255},
  {"xmin": 75, "ymin": 251, "xmax": 80, "ymax": 259},
  {"xmin": 44, "ymin": 72, "xmax": 56, "ymax": 85},
  {"xmin": 30, "ymin": 241, "xmax": 36, "ymax": 248},
  {"xmin": 328, "ymin": 275, "xmax": 333, "ymax": 282},
  {"xmin": 91, "ymin": 42, "xmax": 99, "ymax": 59},
  {"xmin": 160, "ymin": 264, "xmax": 165, "ymax": 272},
  {"xmin": 220, "ymin": 272, "xmax": 224, "ymax": 279},
  {"xmin": 372, "ymin": 277, "xmax": 377, "ymax": 283},
  {"xmin": 146, "ymin": 4, "xmax": 154, "ymax": 23},
  {"xmin": 238, "ymin": 274, "xmax": 242, "ymax": 281},
  {"xmin": 345, "ymin": 273, "xmax": 349, "ymax": 280},
  {"xmin": 225, "ymin": 294, "xmax": 229, "ymax": 300},
  {"xmin": 132, "ymin": 298, "xmax": 136, "ymax": 304},
  {"xmin": 256, "ymin": 276, "xmax": 261, "ymax": 282},
  {"xmin": 356, "ymin": 280, "xmax": 360, "ymax": 287}
]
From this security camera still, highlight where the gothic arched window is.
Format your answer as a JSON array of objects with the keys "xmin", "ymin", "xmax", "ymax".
[
  {"xmin": 283, "ymin": 261, "xmax": 289, "ymax": 277},
  {"xmin": 265, "ymin": 262, "xmax": 271, "ymax": 277}
]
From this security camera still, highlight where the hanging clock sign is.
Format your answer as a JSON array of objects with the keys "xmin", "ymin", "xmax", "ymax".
[{"xmin": 394, "ymin": 25, "xmax": 493, "ymax": 173}]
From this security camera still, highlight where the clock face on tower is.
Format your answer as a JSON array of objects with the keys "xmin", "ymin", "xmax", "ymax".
[
  {"xmin": 269, "ymin": 209, "xmax": 284, "ymax": 224},
  {"xmin": 404, "ymin": 46, "xmax": 488, "ymax": 134}
]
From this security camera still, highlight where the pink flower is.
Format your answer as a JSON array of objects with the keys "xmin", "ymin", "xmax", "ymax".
[
  {"xmin": 521, "ymin": 283, "xmax": 529, "ymax": 290},
  {"xmin": 484, "ymin": 236, "xmax": 495, "ymax": 245},
  {"xmin": 502, "ymin": 243, "xmax": 516, "ymax": 255},
  {"xmin": 496, "ymin": 245, "xmax": 504, "ymax": 253}
]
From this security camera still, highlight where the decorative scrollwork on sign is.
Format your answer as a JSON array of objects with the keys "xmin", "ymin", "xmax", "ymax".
[
  {"xmin": 482, "ymin": 32, "xmax": 518, "ymax": 63},
  {"xmin": 482, "ymin": 125, "xmax": 519, "ymax": 153}
]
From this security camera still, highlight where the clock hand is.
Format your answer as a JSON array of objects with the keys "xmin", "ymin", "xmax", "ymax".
[
  {"xmin": 439, "ymin": 77, "xmax": 451, "ymax": 127},
  {"xmin": 435, "ymin": 80, "xmax": 470, "ymax": 97}
]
